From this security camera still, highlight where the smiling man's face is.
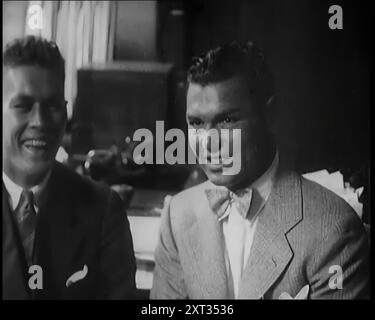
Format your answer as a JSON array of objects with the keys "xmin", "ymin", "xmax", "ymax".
[{"xmin": 3, "ymin": 65, "xmax": 67, "ymax": 186}]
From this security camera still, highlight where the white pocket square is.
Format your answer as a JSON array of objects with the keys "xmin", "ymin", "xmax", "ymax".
[
  {"xmin": 66, "ymin": 265, "xmax": 88, "ymax": 288},
  {"xmin": 279, "ymin": 285, "xmax": 310, "ymax": 300}
]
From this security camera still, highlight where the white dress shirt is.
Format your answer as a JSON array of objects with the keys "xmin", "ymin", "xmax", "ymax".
[
  {"xmin": 220, "ymin": 151, "xmax": 279, "ymax": 298},
  {"xmin": 2, "ymin": 171, "xmax": 51, "ymax": 213}
]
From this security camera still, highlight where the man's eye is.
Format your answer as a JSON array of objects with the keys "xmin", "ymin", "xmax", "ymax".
[
  {"xmin": 188, "ymin": 119, "xmax": 203, "ymax": 127},
  {"xmin": 12, "ymin": 103, "xmax": 32, "ymax": 112},
  {"xmin": 221, "ymin": 116, "xmax": 234, "ymax": 124},
  {"xmin": 47, "ymin": 100, "xmax": 66, "ymax": 111},
  {"xmin": 48, "ymin": 104, "xmax": 62, "ymax": 111}
]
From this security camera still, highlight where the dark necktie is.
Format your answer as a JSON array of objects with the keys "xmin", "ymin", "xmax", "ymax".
[{"xmin": 14, "ymin": 190, "xmax": 37, "ymax": 266}]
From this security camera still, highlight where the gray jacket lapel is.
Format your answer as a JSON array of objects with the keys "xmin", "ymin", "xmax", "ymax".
[
  {"xmin": 239, "ymin": 171, "xmax": 303, "ymax": 299},
  {"xmin": 184, "ymin": 195, "xmax": 229, "ymax": 299}
]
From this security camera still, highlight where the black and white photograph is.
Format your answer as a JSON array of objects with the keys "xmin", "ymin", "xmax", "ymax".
[{"xmin": 2, "ymin": 0, "xmax": 370, "ymax": 305}]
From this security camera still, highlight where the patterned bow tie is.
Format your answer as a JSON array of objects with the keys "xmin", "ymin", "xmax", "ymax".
[{"xmin": 205, "ymin": 187, "xmax": 253, "ymax": 220}]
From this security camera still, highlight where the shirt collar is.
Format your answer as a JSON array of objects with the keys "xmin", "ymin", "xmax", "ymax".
[{"xmin": 2, "ymin": 171, "xmax": 51, "ymax": 212}]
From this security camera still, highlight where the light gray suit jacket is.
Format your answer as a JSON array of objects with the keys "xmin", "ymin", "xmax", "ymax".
[{"xmin": 151, "ymin": 170, "xmax": 369, "ymax": 299}]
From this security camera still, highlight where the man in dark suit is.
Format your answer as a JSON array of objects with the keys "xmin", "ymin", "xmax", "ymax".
[
  {"xmin": 151, "ymin": 42, "xmax": 369, "ymax": 299},
  {"xmin": 2, "ymin": 36, "xmax": 136, "ymax": 299}
]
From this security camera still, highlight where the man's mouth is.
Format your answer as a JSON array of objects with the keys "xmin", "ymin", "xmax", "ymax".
[
  {"xmin": 22, "ymin": 138, "xmax": 54, "ymax": 152},
  {"xmin": 207, "ymin": 152, "xmax": 234, "ymax": 166},
  {"xmin": 24, "ymin": 139, "xmax": 47, "ymax": 147}
]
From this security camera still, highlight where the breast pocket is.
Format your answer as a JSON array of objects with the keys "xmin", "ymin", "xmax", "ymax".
[{"xmin": 62, "ymin": 264, "xmax": 97, "ymax": 299}]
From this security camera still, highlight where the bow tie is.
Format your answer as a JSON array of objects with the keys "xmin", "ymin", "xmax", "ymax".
[{"xmin": 205, "ymin": 187, "xmax": 253, "ymax": 220}]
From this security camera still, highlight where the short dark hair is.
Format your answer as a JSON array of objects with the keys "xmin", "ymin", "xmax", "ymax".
[
  {"xmin": 3, "ymin": 35, "xmax": 65, "ymax": 82},
  {"xmin": 187, "ymin": 41, "xmax": 274, "ymax": 109}
]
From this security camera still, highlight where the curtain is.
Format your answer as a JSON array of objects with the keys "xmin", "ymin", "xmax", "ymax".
[{"xmin": 24, "ymin": 1, "xmax": 116, "ymax": 118}]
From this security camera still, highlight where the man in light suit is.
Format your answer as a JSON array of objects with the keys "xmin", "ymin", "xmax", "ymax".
[
  {"xmin": 151, "ymin": 42, "xmax": 369, "ymax": 299},
  {"xmin": 3, "ymin": 36, "xmax": 136, "ymax": 299}
]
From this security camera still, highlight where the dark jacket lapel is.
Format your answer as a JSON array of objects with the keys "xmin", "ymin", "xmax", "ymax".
[
  {"xmin": 33, "ymin": 164, "xmax": 84, "ymax": 299},
  {"xmin": 238, "ymin": 170, "xmax": 303, "ymax": 299},
  {"xmin": 2, "ymin": 185, "xmax": 29, "ymax": 300}
]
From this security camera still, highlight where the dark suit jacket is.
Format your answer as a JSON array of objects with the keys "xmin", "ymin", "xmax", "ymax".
[
  {"xmin": 3, "ymin": 162, "xmax": 136, "ymax": 300},
  {"xmin": 151, "ymin": 170, "xmax": 369, "ymax": 299}
]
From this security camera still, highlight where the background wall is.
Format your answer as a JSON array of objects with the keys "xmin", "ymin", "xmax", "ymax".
[
  {"xmin": 2, "ymin": 1, "xmax": 28, "ymax": 50},
  {"xmin": 114, "ymin": 1, "xmax": 158, "ymax": 60}
]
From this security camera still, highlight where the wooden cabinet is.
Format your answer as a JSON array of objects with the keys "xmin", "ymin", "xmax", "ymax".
[{"xmin": 72, "ymin": 61, "xmax": 174, "ymax": 154}]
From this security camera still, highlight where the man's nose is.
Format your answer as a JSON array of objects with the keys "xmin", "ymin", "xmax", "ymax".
[
  {"xmin": 29, "ymin": 103, "xmax": 48, "ymax": 127},
  {"xmin": 202, "ymin": 129, "xmax": 221, "ymax": 154}
]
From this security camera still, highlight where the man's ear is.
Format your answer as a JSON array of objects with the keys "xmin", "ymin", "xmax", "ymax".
[{"xmin": 2, "ymin": 68, "xmax": 14, "ymax": 109}]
